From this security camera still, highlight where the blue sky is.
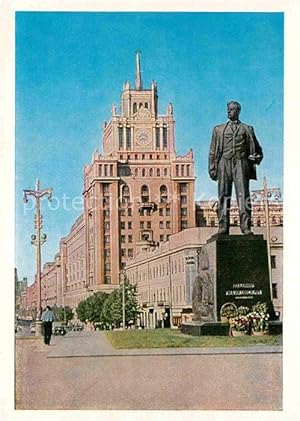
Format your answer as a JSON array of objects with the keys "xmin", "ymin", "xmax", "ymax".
[{"xmin": 15, "ymin": 12, "xmax": 283, "ymax": 284}]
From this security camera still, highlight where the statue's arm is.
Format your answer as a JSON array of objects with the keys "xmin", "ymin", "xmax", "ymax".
[
  {"xmin": 208, "ymin": 127, "xmax": 218, "ymax": 180},
  {"xmin": 248, "ymin": 126, "xmax": 263, "ymax": 165}
]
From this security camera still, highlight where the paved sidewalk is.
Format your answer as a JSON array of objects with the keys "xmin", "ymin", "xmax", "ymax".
[
  {"xmin": 16, "ymin": 333, "xmax": 282, "ymax": 410},
  {"xmin": 46, "ymin": 331, "xmax": 282, "ymax": 358}
]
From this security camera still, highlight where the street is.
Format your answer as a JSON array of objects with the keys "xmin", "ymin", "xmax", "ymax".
[{"xmin": 15, "ymin": 332, "xmax": 282, "ymax": 410}]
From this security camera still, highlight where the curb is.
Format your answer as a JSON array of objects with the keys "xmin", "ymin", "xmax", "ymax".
[{"xmin": 46, "ymin": 345, "xmax": 282, "ymax": 359}]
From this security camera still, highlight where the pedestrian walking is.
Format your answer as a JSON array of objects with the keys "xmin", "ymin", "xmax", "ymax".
[{"xmin": 41, "ymin": 305, "xmax": 55, "ymax": 345}]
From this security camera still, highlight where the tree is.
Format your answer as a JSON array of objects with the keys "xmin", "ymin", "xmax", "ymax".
[
  {"xmin": 55, "ymin": 306, "xmax": 74, "ymax": 324},
  {"xmin": 76, "ymin": 292, "xmax": 108, "ymax": 325},
  {"xmin": 101, "ymin": 279, "xmax": 139, "ymax": 328}
]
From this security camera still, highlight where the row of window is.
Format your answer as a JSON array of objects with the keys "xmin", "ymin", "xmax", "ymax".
[
  {"xmin": 99, "ymin": 164, "xmax": 115, "ymax": 177},
  {"xmin": 133, "ymin": 167, "xmax": 169, "ymax": 178},
  {"xmin": 132, "ymin": 102, "xmax": 149, "ymax": 113},
  {"xmin": 147, "ymin": 285, "xmax": 185, "ymax": 303},
  {"xmin": 175, "ymin": 164, "xmax": 191, "ymax": 177},
  {"xmin": 131, "ymin": 258, "xmax": 186, "ymax": 283},
  {"xmin": 119, "ymin": 153, "xmax": 168, "ymax": 160},
  {"xmin": 201, "ymin": 217, "xmax": 283, "ymax": 227},
  {"xmin": 121, "ymin": 248, "xmax": 134, "ymax": 258}
]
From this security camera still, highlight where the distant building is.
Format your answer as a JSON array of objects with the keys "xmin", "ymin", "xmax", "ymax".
[{"xmin": 196, "ymin": 199, "xmax": 283, "ymax": 228}]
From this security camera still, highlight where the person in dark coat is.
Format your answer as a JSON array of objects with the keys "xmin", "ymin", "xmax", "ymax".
[
  {"xmin": 208, "ymin": 101, "xmax": 263, "ymax": 234},
  {"xmin": 41, "ymin": 305, "xmax": 55, "ymax": 345}
]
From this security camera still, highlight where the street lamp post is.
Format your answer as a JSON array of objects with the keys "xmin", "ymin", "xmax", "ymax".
[
  {"xmin": 251, "ymin": 177, "xmax": 281, "ymax": 300},
  {"xmin": 121, "ymin": 270, "xmax": 126, "ymax": 330},
  {"xmin": 23, "ymin": 179, "xmax": 53, "ymax": 336}
]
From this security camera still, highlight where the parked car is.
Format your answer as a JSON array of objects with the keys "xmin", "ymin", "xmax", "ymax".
[
  {"xmin": 15, "ymin": 323, "xmax": 22, "ymax": 333},
  {"xmin": 72, "ymin": 324, "xmax": 84, "ymax": 331},
  {"xmin": 54, "ymin": 326, "xmax": 67, "ymax": 336},
  {"xmin": 30, "ymin": 323, "xmax": 36, "ymax": 333}
]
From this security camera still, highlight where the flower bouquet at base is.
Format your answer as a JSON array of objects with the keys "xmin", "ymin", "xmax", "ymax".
[
  {"xmin": 229, "ymin": 315, "xmax": 250, "ymax": 336},
  {"xmin": 249, "ymin": 302, "xmax": 270, "ymax": 336},
  {"xmin": 220, "ymin": 303, "xmax": 238, "ymax": 323}
]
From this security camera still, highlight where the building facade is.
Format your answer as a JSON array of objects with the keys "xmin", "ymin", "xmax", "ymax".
[
  {"xmin": 196, "ymin": 199, "xmax": 283, "ymax": 228},
  {"xmin": 126, "ymin": 225, "xmax": 283, "ymax": 327},
  {"xmin": 82, "ymin": 51, "xmax": 195, "ymax": 293}
]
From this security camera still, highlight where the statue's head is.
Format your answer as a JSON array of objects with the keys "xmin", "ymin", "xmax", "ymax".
[{"xmin": 227, "ymin": 101, "xmax": 241, "ymax": 121}]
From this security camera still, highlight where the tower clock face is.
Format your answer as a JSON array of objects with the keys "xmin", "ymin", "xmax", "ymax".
[{"xmin": 136, "ymin": 129, "xmax": 151, "ymax": 146}]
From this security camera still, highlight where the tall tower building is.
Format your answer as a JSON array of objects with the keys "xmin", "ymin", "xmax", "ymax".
[{"xmin": 83, "ymin": 52, "xmax": 195, "ymax": 292}]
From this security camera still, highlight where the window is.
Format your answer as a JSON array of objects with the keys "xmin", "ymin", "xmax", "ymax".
[
  {"xmin": 104, "ymin": 222, "xmax": 110, "ymax": 230},
  {"xmin": 160, "ymin": 235, "xmax": 164, "ymax": 242},
  {"xmin": 133, "ymin": 103, "xmax": 137, "ymax": 113},
  {"xmin": 181, "ymin": 165, "xmax": 185, "ymax": 176},
  {"xmin": 145, "ymin": 102, "xmax": 148, "ymax": 109},
  {"xmin": 122, "ymin": 184, "xmax": 130, "ymax": 197},
  {"xmin": 176, "ymin": 165, "xmax": 179, "ymax": 176},
  {"xmin": 271, "ymin": 255, "xmax": 277, "ymax": 269},
  {"xmin": 156, "ymin": 128, "xmax": 160, "ymax": 149},
  {"xmin": 157, "ymin": 168, "xmax": 161, "ymax": 177},
  {"xmin": 121, "ymin": 235, "xmax": 125, "ymax": 243},
  {"xmin": 160, "ymin": 221, "xmax": 164, "ymax": 229},
  {"xmin": 128, "ymin": 208, "xmax": 132, "ymax": 216},
  {"xmin": 128, "ymin": 235, "xmax": 133, "ymax": 243},
  {"xmin": 180, "ymin": 195, "xmax": 187, "ymax": 204},
  {"xmin": 142, "ymin": 168, "xmax": 146, "ymax": 177},
  {"xmin": 119, "ymin": 209, "xmax": 125, "ymax": 217},
  {"xmin": 105, "ymin": 262, "xmax": 111, "ymax": 271},
  {"xmin": 147, "ymin": 221, "xmax": 152, "ymax": 229},
  {"xmin": 164, "ymin": 168, "xmax": 168, "ymax": 177},
  {"xmin": 166, "ymin": 208, "xmax": 171, "ymax": 216},
  {"xmin": 134, "ymin": 168, "xmax": 138, "ymax": 177},
  {"xmin": 104, "ymin": 249, "xmax": 110, "ymax": 257},
  {"xmin": 163, "ymin": 127, "xmax": 168, "ymax": 149},
  {"xmin": 121, "ymin": 249, "xmax": 126, "ymax": 257},
  {"xmin": 120, "ymin": 221, "xmax": 125, "ymax": 230},
  {"xmin": 166, "ymin": 221, "xmax": 171, "ymax": 229},
  {"xmin": 180, "ymin": 184, "xmax": 187, "ymax": 193},
  {"xmin": 272, "ymin": 283, "xmax": 278, "ymax": 299},
  {"xmin": 128, "ymin": 249, "xmax": 134, "ymax": 257},
  {"xmin": 104, "ymin": 235, "xmax": 110, "ymax": 243},
  {"xmin": 160, "ymin": 185, "xmax": 168, "ymax": 203},
  {"xmin": 103, "ymin": 184, "xmax": 109, "ymax": 193},
  {"xmin": 140, "ymin": 221, "xmax": 144, "ymax": 229},
  {"xmin": 104, "ymin": 276, "xmax": 111, "ymax": 284},
  {"xmin": 128, "ymin": 221, "xmax": 132, "ymax": 230},
  {"xmin": 187, "ymin": 165, "xmax": 190, "ymax": 176},
  {"xmin": 159, "ymin": 208, "xmax": 163, "ymax": 216},
  {"xmin": 141, "ymin": 185, "xmax": 149, "ymax": 202},
  {"xmin": 181, "ymin": 220, "xmax": 188, "ymax": 230},
  {"xmin": 181, "ymin": 208, "xmax": 187, "ymax": 217},
  {"xmin": 149, "ymin": 168, "xmax": 153, "ymax": 177},
  {"xmin": 118, "ymin": 127, "xmax": 123, "ymax": 149}
]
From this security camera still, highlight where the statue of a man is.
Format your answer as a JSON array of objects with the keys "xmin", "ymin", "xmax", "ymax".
[{"xmin": 208, "ymin": 101, "xmax": 263, "ymax": 235}]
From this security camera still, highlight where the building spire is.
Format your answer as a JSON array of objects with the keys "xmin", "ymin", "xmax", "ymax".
[{"xmin": 135, "ymin": 50, "xmax": 142, "ymax": 90}]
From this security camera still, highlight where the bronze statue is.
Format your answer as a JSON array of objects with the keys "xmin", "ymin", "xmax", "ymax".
[{"xmin": 209, "ymin": 101, "xmax": 263, "ymax": 235}]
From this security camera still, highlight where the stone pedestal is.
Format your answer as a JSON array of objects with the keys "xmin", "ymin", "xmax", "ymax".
[{"xmin": 192, "ymin": 234, "xmax": 275, "ymax": 322}]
